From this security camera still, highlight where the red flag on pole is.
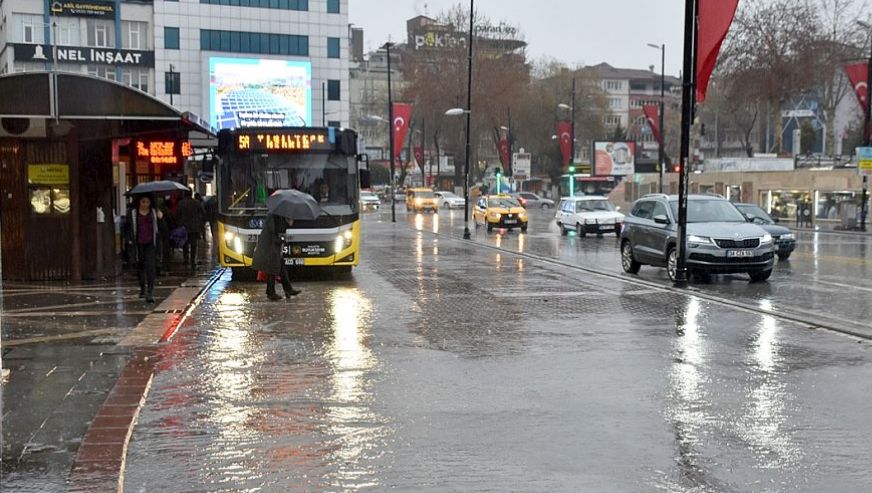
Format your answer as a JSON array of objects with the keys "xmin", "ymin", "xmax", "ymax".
[
  {"xmin": 498, "ymin": 138, "xmax": 510, "ymax": 167},
  {"xmin": 556, "ymin": 121, "xmax": 573, "ymax": 166},
  {"xmin": 845, "ymin": 63, "xmax": 869, "ymax": 117},
  {"xmin": 696, "ymin": 0, "xmax": 740, "ymax": 103},
  {"xmin": 413, "ymin": 146, "xmax": 424, "ymax": 165},
  {"xmin": 392, "ymin": 103, "xmax": 413, "ymax": 162},
  {"xmin": 642, "ymin": 104, "xmax": 662, "ymax": 144}
]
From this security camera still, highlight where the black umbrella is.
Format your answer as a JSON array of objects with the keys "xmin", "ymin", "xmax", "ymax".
[
  {"xmin": 266, "ymin": 189, "xmax": 322, "ymax": 221},
  {"xmin": 127, "ymin": 180, "xmax": 190, "ymax": 196}
]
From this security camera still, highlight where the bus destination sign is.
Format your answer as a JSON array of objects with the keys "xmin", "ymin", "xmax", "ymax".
[{"xmin": 237, "ymin": 130, "xmax": 333, "ymax": 152}]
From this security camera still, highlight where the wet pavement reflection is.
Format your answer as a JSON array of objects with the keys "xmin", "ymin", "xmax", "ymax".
[
  {"xmin": 123, "ymin": 214, "xmax": 872, "ymax": 492},
  {"xmin": 409, "ymin": 208, "xmax": 872, "ymax": 333}
]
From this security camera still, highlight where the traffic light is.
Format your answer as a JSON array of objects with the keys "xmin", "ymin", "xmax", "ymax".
[
  {"xmin": 672, "ymin": 164, "xmax": 681, "ymax": 173},
  {"xmin": 495, "ymin": 166, "xmax": 502, "ymax": 192},
  {"xmin": 568, "ymin": 165, "xmax": 576, "ymax": 174}
]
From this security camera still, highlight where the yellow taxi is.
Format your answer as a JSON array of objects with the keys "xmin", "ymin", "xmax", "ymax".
[
  {"xmin": 473, "ymin": 194, "xmax": 528, "ymax": 232},
  {"xmin": 406, "ymin": 188, "xmax": 439, "ymax": 213}
]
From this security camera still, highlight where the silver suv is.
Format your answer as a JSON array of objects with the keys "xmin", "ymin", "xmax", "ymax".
[{"xmin": 620, "ymin": 194, "xmax": 776, "ymax": 282}]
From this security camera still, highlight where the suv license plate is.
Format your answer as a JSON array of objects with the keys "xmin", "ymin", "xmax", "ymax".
[
  {"xmin": 284, "ymin": 258, "xmax": 305, "ymax": 266},
  {"xmin": 727, "ymin": 250, "xmax": 754, "ymax": 258}
]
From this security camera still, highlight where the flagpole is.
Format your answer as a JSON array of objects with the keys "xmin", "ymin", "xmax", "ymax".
[
  {"xmin": 658, "ymin": 44, "xmax": 666, "ymax": 194},
  {"xmin": 675, "ymin": 0, "xmax": 698, "ymax": 287},
  {"xmin": 862, "ymin": 35, "xmax": 871, "ymax": 231},
  {"xmin": 385, "ymin": 42, "xmax": 396, "ymax": 223}
]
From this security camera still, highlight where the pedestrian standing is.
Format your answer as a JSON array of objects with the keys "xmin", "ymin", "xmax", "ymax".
[
  {"xmin": 251, "ymin": 213, "xmax": 301, "ymax": 301},
  {"xmin": 176, "ymin": 191, "xmax": 206, "ymax": 271},
  {"xmin": 204, "ymin": 195, "xmax": 219, "ymax": 253},
  {"xmin": 127, "ymin": 195, "xmax": 161, "ymax": 304}
]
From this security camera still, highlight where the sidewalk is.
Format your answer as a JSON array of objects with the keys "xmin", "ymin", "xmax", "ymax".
[
  {"xmin": 1, "ymin": 255, "xmax": 219, "ymax": 492},
  {"xmin": 792, "ymin": 222, "xmax": 871, "ymax": 236}
]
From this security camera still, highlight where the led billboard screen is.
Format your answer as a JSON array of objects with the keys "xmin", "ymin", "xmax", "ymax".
[{"xmin": 209, "ymin": 57, "xmax": 312, "ymax": 130}]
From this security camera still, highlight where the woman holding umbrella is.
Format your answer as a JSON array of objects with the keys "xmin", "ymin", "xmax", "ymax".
[
  {"xmin": 252, "ymin": 189, "xmax": 320, "ymax": 301},
  {"xmin": 126, "ymin": 194, "xmax": 163, "ymax": 303}
]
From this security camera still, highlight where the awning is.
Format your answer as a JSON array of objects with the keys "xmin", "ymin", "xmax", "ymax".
[{"xmin": 0, "ymin": 72, "xmax": 214, "ymax": 137}]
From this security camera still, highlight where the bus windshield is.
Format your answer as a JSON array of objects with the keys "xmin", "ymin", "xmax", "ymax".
[{"xmin": 220, "ymin": 152, "xmax": 359, "ymax": 216}]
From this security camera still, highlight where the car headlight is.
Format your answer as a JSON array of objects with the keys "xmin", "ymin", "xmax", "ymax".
[
  {"xmin": 688, "ymin": 234, "xmax": 713, "ymax": 245},
  {"xmin": 585, "ymin": 218, "xmax": 597, "ymax": 225},
  {"xmin": 415, "ymin": 198, "xmax": 423, "ymax": 205},
  {"xmin": 761, "ymin": 234, "xmax": 773, "ymax": 244},
  {"xmin": 781, "ymin": 233, "xmax": 795, "ymax": 241}
]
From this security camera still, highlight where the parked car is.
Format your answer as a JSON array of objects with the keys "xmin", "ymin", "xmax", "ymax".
[
  {"xmin": 434, "ymin": 191, "xmax": 465, "ymax": 209},
  {"xmin": 360, "ymin": 191, "xmax": 381, "ymax": 210},
  {"xmin": 620, "ymin": 194, "xmax": 776, "ymax": 282},
  {"xmin": 734, "ymin": 203, "xmax": 796, "ymax": 260},
  {"xmin": 556, "ymin": 196, "xmax": 624, "ymax": 237},
  {"xmin": 473, "ymin": 194, "xmax": 528, "ymax": 232},
  {"xmin": 512, "ymin": 192, "xmax": 555, "ymax": 209},
  {"xmin": 406, "ymin": 188, "xmax": 439, "ymax": 212}
]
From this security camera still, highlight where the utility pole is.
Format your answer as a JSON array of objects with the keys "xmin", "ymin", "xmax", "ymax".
[
  {"xmin": 507, "ymin": 107, "xmax": 513, "ymax": 192},
  {"xmin": 385, "ymin": 42, "xmax": 396, "ymax": 223},
  {"xmin": 322, "ymin": 81, "xmax": 327, "ymax": 127},
  {"xmin": 658, "ymin": 44, "xmax": 666, "ymax": 193},
  {"xmin": 570, "ymin": 78, "xmax": 576, "ymax": 197},
  {"xmin": 675, "ymin": 0, "xmax": 697, "ymax": 287},
  {"xmin": 863, "ymin": 33, "xmax": 871, "ymax": 231}
]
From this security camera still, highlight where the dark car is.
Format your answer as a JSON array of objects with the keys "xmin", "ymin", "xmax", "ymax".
[
  {"xmin": 734, "ymin": 203, "xmax": 796, "ymax": 260},
  {"xmin": 620, "ymin": 194, "xmax": 777, "ymax": 282}
]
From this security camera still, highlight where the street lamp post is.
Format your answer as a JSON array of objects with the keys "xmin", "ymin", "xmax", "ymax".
[
  {"xmin": 675, "ymin": 0, "xmax": 697, "ymax": 287},
  {"xmin": 462, "ymin": 0, "xmax": 475, "ymax": 240},
  {"xmin": 384, "ymin": 42, "xmax": 397, "ymax": 223},
  {"xmin": 648, "ymin": 42, "xmax": 666, "ymax": 194}
]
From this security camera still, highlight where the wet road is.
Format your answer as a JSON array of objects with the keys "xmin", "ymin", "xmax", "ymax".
[
  {"xmin": 407, "ymin": 207, "xmax": 872, "ymax": 335},
  {"xmin": 123, "ymin": 214, "xmax": 872, "ymax": 492}
]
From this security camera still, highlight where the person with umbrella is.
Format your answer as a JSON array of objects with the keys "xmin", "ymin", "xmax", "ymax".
[
  {"xmin": 126, "ymin": 194, "xmax": 163, "ymax": 303},
  {"xmin": 251, "ymin": 190, "xmax": 320, "ymax": 301}
]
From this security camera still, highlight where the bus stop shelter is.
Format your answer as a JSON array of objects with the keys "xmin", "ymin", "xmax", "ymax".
[{"xmin": 0, "ymin": 72, "xmax": 214, "ymax": 281}]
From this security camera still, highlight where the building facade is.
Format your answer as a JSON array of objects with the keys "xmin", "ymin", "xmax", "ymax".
[
  {"xmin": 0, "ymin": 0, "xmax": 350, "ymax": 130},
  {"xmin": 0, "ymin": 0, "xmax": 155, "ymax": 91}
]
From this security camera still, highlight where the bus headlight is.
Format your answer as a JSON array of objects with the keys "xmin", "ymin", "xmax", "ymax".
[
  {"xmin": 224, "ymin": 231, "xmax": 235, "ymax": 243},
  {"xmin": 335, "ymin": 230, "xmax": 353, "ymax": 253},
  {"xmin": 224, "ymin": 231, "xmax": 245, "ymax": 254},
  {"xmin": 233, "ymin": 236, "xmax": 244, "ymax": 254}
]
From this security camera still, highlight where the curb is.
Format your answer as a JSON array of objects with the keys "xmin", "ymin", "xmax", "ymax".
[{"xmin": 67, "ymin": 268, "xmax": 224, "ymax": 492}]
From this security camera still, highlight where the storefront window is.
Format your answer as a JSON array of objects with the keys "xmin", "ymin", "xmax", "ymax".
[
  {"xmin": 762, "ymin": 190, "xmax": 812, "ymax": 222},
  {"xmin": 816, "ymin": 191, "xmax": 863, "ymax": 221},
  {"xmin": 30, "ymin": 187, "xmax": 70, "ymax": 215}
]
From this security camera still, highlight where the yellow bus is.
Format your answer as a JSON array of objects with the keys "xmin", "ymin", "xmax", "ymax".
[{"xmin": 215, "ymin": 127, "xmax": 367, "ymax": 279}]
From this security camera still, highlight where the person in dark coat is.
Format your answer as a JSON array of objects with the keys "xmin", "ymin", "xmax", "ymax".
[
  {"xmin": 204, "ymin": 195, "xmax": 219, "ymax": 254},
  {"xmin": 126, "ymin": 195, "xmax": 162, "ymax": 303},
  {"xmin": 251, "ymin": 213, "xmax": 301, "ymax": 301},
  {"xmin": 176, "ymin": 191, "xmax": 206, "ymax": 271}
]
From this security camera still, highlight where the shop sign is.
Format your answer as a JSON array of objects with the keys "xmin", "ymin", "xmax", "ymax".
[
  {"xmin": 12, "ymin": 44, "xmax": 154, "ymax": 67},
  {"xmin": 137, "ymin": 140, "xmax": 193, "ymax": 166},
  {"xmin": 28, "ymin": 164, "xmax": 69, "ymax": 185},
  {"xmin": 50, "ymin": 0, "xmax": 114, "ymax": 18},
  {"xmin": 856, "ymin": 147, "xmax": 872, "ymax": 176}
]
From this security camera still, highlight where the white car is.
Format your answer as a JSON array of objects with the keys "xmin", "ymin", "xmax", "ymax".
[
  {"xmin": 557, "ymin": 196, "xmax": 624, "ymax": 237},
  {"xmin": 435, "ymin": 191, "xmax": 465, "ymax": 209},
  {"xmin": 513, "ymin": 192, "xmax": 555, "ymax": 209},
  {"xmin": 360, "ymin": 191, "xmax": 381, "ymax": 210}
]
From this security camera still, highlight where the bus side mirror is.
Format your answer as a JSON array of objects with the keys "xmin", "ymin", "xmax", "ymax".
[{"xmin": 359, "ymin": 169, "xmax": 371, "ymax": 190}]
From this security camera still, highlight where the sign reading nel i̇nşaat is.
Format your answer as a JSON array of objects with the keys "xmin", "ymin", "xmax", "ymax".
[{"xmin": 12, "ymin": 44, "xmax": 154, "ymax": 67}]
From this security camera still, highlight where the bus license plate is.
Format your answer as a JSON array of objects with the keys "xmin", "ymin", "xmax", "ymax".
[
  {"xmin": 284, "ymin": 258, "xmax": 305, "ymax": 266},
  {"xmin": 727, "ymin": 250, "xmax": 754, "ymax": 258}
]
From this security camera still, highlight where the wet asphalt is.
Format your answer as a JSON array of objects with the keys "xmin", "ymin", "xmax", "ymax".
[{"xmin": 122, "ymin": 211, "xmax": 872, "ymax": 492}]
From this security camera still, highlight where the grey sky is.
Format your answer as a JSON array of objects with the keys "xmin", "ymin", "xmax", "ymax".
[{"xmin": 350, "ymin": 0, "xmax": 687, "ymax": 76}]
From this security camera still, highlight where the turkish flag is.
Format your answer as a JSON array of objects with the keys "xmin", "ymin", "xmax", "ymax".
[
  {"xmin": 413, "ymin": 146, "xmax": 424, "ymax": 165},
  {"xmin": 642, "ymin": 104, "xmax": 662, "ymax": 144},
  {"xmin": 845, "ymin": 63, "xmax": 869, "ymax": 117},
  {"xmin": 556, "ymin": 121, "xmax": 573, "ymax": 166},
  {"xmin": 392, "ymin": 103, "xmax": 413, "ymax": 162},
  {"xmin": 696, "ymin": 0, "xmax": 740, "ymax": 103},
  {"xmin": 498, "ymin": 138, "xmax": 510, "ymax": 167}
]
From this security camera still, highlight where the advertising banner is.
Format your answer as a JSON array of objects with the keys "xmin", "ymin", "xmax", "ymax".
[
  {"xmin": 642, "ymin": 104, "xmax": 661, "ymax": 144},
  {"xmin": 845, "ymin": 63, "xmax": 868, "ymax": 117},
  {"xmin": 209, "ymin": 57, "xmax": 312, "ymax": 130},
  {"xmin": 593, "ymin": 141, "xmax": 636, "ymax": 176},
  {"xmin": 27, "ymin": 164, "xmax": 69, "ymax": 185},
  {"xmin": 50, "ymin": 1, "xmax": 114, "ymax": 18},
  {"xmin": 498, "ymin": 138, "xmax": 510, "ymax": 167}
]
